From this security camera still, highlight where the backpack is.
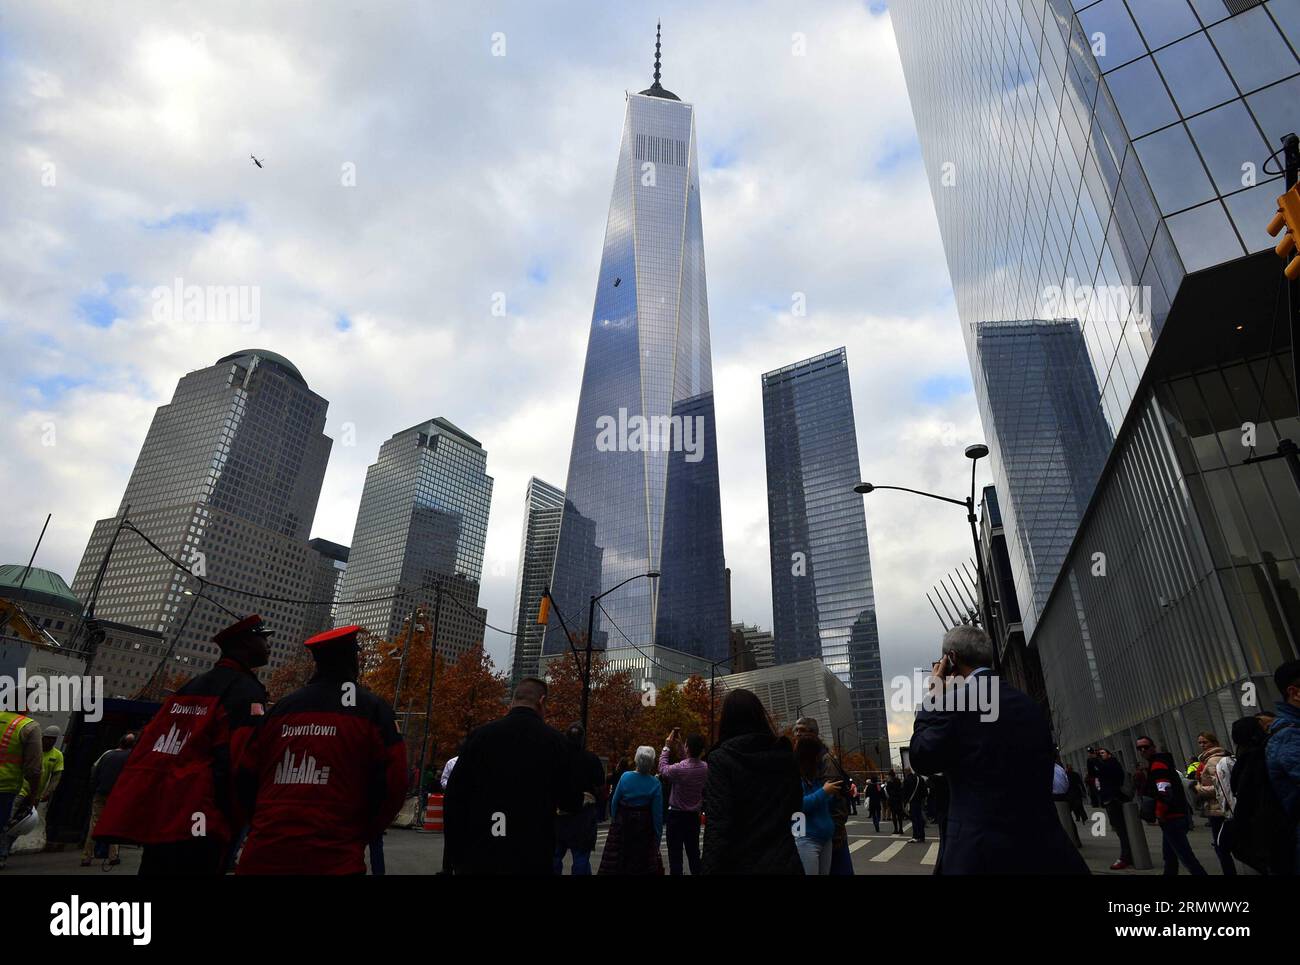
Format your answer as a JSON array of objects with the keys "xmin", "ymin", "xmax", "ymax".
[{"xmin": 1227, "ymin": 723, "xmax": 1296, "ymax": 875}]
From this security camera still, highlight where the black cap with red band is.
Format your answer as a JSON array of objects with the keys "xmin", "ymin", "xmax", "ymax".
[{"xmin": 212, "ymin": 615, "xmax": 275, "ymax": 647}]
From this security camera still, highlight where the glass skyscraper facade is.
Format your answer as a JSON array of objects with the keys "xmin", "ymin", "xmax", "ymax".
[
  {"xmin": 973, "ymin": 318, "xmax": 1114, "ymax": 625},
  {"xmin": 544, "ymin": 45, "xmax": 728, "ymax": 661},
  {"xmin": 762, "ymin": 348, "xmax": 886, "ymax": 746},
  {"xmin": 336, "ymin": 418, "xmax": 492, "ymax": 659},
  {"xmin": 72, "ymin": 349, "xmax": 332, "ymax": 673},
  {"xmin": 302, "ymin": 537, "xmax": 349, "ymax": 642},
  {"xmin": 510, "ymin": 476, "xmax": 565, "ymax": 685},
  {"xmin": 892, "ymin": 0, "xmax": 1300, "ymax": 762}
]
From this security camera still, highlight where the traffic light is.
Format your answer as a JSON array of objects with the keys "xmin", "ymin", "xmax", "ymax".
[
  {"xmin": 536, "ymin": 594, "xmax": 551, "ymax": 626},
  {"xmin": 1266, "ymin": 184, "xmax": 1300, "ymax": 281}
]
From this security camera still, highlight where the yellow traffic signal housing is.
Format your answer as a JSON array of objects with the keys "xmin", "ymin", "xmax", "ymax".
[
  {"xmin": 1267, "ymin": 185, "xmax": 1300, "ymax": 281},
  {"xmin": 537, "ymin": 594, "xmax": 551, "ymax": 626}
]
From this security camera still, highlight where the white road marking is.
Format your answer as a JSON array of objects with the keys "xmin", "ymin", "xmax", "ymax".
[
  {"xmin": 871, "ymin": 840, "xmax": 908, "ymax": 862},
  {"xmin": 849, "ymin": 839, "xmax": 870, "ymax": 853},
  {"xmin": 921, "ymin": 842, "xmax": 940, "ymax": 866}
]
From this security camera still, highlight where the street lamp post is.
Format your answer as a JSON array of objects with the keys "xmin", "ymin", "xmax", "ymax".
[
  {"xmin": 854, "ymin": 443, "xmax": 1001, "ymax": 672},
  {"xmin": 707, "ymin": 655, "xmax": 733, "ymax": 743},
  {"xmin": 580, "ymin": 571, "xmax": 659, "ymax": 746},
  {"xmin": 414, "ymin": 582, "xmax": 444, "ymax": 804},
  {"xmin": 788, "ymin": 697, "xmax": 829, "ymax": 732}
]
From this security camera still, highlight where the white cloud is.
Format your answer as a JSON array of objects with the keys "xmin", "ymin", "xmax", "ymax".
[{"xmin": 0, "ymin": 0, "xmax": 988, "ymax": 756}]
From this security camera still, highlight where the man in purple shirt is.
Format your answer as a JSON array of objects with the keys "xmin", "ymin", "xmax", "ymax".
[{"xmin": 659, "ymin": 729, "xmax": 709, "ymax": 875}]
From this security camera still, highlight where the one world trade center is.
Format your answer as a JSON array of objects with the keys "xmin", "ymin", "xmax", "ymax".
[{"xmin": 544, "ymin": 27, "xmax": 728, "ymax": 662}]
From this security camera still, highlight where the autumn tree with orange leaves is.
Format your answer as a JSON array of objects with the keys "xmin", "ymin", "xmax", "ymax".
[
  {"xmin": 363, "ymin": 617, "xmax": 436, "ymax": 726},
  {"xmin": 680, "ymin": 673, "xmax": 724, "ymax": 741},
  {"xmin": 360, "ymin": 615, "xmax": 509, "ymax": 769},
  {"xmin": 427, "ymin": 645, "xmax": 509, "ymax": 756},
  {"xmin": 836, "ymin": 749, "xmax": 868, "ymax": 775},
  {"xmin": 636, "ymin": 680, "xmax": 702, "ymax": 751},
  {"xmin": 266, "ymin": 648, "xmax": 315, "ymax": 702},
  {"xmin": 543, "ymin": 643, "xmax": 642, "ymax": 769}
]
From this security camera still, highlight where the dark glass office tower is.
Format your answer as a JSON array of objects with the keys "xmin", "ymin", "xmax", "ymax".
[
  {"xmin": 762, "ymin": 347, "xmax": 886, "ymax": 746},
  {"xmin": 544, "ymin": 32, "xmax": 728, "ymax": 660},
  {"xmin": 973, "ymin": 319, "xmax": 1113, "ymax": 623},
  {"xmin": 302, "ymin": 538, "xmax": 349, "ymax": 641},
  {"xmin": 336, "ymin": 418, "xmax": 492, "ymax": 660},
  {"xmin": 892, "ymin": 0, "xmax": 1300, "ymax": 763},
  {"xmin": 510, "ymin": 477, "xmax": 565, "ymax": 685},
  {"xmin": 72, "ymin": 349, "xmax": 332, "ymax": 673}
]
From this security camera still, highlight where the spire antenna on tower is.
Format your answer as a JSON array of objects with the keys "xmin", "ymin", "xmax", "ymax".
[
  {"xmin": 637, "ymin": 21, "xmax": 679, "ymax": 100},
  {"xmin": 653, "ymin": 20, "xmax": 662, "ymax": 88}
]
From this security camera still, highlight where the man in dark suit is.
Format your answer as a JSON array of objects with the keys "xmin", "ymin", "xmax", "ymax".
[
  {"xmin": 910, "ymin": 626, "xmax": 1088, "ymax": 875},
  {"xmin": 444, "ymin": 677, "xmax": 584, "ymax": 874},
  {"xmin": 903, "ymin": 768, "xmax": 926, "ymax": 842}
]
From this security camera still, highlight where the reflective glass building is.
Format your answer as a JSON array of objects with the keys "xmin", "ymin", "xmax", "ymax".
[
  {"xmin": 892, "ymin": 0, "xmax": 1300, "ymax": 763},
  {"xmin": 72, "ymin": 349, "xmax": 332, "ymax": 674},
  {"xmin": 762, "ymin": 348, "xmax": 886, "ymax": 746},
  {"xmin": 336, "ymin": 418, "xmax": 492, "ymax": 659},
  {"xmin": 544, "ymin": 38, "xmax": 728, "ymax": 661},
  {"xmin": 973, "ymin": 318, "xmax": 1114, "ymax": 622},
  {"xmin": 509, "ymin": 477, "xmax": 565, "ymax": 685}
]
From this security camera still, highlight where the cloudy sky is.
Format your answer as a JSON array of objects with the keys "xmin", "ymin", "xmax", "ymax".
[{"xmin": 0, "ymin": 0, "xmax": 991, "ymax": 752}]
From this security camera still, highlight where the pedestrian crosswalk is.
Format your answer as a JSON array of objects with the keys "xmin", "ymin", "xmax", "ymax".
[
  {"xmin": 844, "ymin": 816, "xmax": 941, "ymax": 869},
  {"xmin": 577, "ymin": 816, "xmax": 942, "ymax": 873},
  {"xmin": 870, "ymin": 840, "xmax": 908, "ymax": 862}
]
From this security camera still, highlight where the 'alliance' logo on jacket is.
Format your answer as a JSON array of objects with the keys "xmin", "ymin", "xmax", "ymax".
[
  {"xmin": 273, "ymin": 747, "xmax": 331, "ymax": 785},
  {"xmin": 151, "ymin": 724, "xmax": 188, "ymax": 756}
]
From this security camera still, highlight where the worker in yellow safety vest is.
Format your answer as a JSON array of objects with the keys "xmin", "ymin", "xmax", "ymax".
[
  {"xmin": 19, "ymin": 725, "xmax": 66, "ymax": 804},
  {"xmin": 0, "ymin": 711, "xmax": 43, "ymax": 870}
]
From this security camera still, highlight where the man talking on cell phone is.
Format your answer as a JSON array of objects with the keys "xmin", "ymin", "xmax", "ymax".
[{"xmin": 908, "ymin": 625, "xmax": 1088, "ymax": 875}]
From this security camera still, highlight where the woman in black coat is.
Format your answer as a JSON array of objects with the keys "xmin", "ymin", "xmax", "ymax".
[
  {"xmin": 700, "ymin": 689, "xmax": 803, "ymax": 875},
  {"xmin": 885, "ymin": 770, "xmax": 905, "ymax": 834}
]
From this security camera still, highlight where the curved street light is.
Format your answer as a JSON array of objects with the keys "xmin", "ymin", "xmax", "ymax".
[
  {"xmin": 580, "ymin": 570, "xmax": 660, "ymax": 743},
  {"xmin": 706, "ymin": 654, "xmax": 734, "ymax": 744},
  {"xmin": 787, "ymin": 696, "xmax": 829, "ymax": 730},
  {"xmin": 854, "ymin": 443, "xmax": 1001, "ymax": 672}
]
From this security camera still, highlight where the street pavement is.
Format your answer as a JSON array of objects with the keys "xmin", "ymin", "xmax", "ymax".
[{"xmin": 4, "ymin": 805, "xmax": 1232, "ymax": 876}]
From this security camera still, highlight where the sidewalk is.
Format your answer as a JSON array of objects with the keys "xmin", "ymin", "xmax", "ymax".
[
  {"xmin": 1074, "ymin": 807, "xmax": 1238, "ymax": 875},
  {"xmin": 4, "ymin": 845, "xmax": 144, "ymax": 876},
  {"xmin": 3, "ymin": 805, "xmax": 1241, "ymax": 877}
]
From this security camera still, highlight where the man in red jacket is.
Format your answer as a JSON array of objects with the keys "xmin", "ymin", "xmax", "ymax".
[
  {"xmin": 94, "ymin": 614, "xmax": 272, "ymax": 875},
  {"xmin": 1136, "ymin": 735, "xmax": 1207, "ymax": 876},
  {"xmin": 235, "ymin": 625, "xmax": 406, "ymax": 874}
]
